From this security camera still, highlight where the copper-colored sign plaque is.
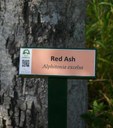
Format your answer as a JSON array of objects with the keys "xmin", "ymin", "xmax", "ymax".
[{"xmin": 19, "ymin": 48, "xmax": 96, "ymax": 77}]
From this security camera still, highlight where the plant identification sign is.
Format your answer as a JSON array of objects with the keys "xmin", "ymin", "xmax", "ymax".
[{"xmin": 19, "ymin": 48, "xmax": 96, "ymax": 77}]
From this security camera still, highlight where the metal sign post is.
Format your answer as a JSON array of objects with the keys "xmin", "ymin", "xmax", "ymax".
[
  {"xmin": 19, "ymin": 48, "xmax": 96, "ymax": 128},
  {"xmin": 48, "ymin": 77, "xmax": 67, "ymax": 128}
]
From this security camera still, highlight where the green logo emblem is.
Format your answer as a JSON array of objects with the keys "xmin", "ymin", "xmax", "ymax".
[{"xmin": 23, "ymin": 49, "xmax": 30, "ymax": 55}]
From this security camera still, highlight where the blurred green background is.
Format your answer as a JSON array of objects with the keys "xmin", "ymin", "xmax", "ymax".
[{"xmin": 83, "ymin": 0, "xmax": 113, "ymax": 127}]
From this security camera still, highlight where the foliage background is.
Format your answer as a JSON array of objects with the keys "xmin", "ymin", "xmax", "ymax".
[{"xmin": 84, "ymin": 0, "xmax": 113, "ymax": 127}]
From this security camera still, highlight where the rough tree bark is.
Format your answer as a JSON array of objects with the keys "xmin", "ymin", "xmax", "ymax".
[{"xmin": 0, "ymin": 0, "xmax": 87, "ymax": 128}]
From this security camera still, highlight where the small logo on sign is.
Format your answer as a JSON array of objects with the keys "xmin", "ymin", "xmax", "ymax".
[
  {"xmin": 22, "ymin": 49, "xmax": 30, "ymax": 58},
  {"xmin": 23, "ymin": 49, "xmax": 30, "ymax": 54}
]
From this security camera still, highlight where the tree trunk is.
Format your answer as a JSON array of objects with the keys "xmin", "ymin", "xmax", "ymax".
[{"xmin": 0, "ymin": 0, "xmax": 87, "ymax": 128}]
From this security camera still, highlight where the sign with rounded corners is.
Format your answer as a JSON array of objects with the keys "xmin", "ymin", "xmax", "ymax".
[{"xmin": 19, "ymin": 48, "xmax": 96, "ymax": 78}]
